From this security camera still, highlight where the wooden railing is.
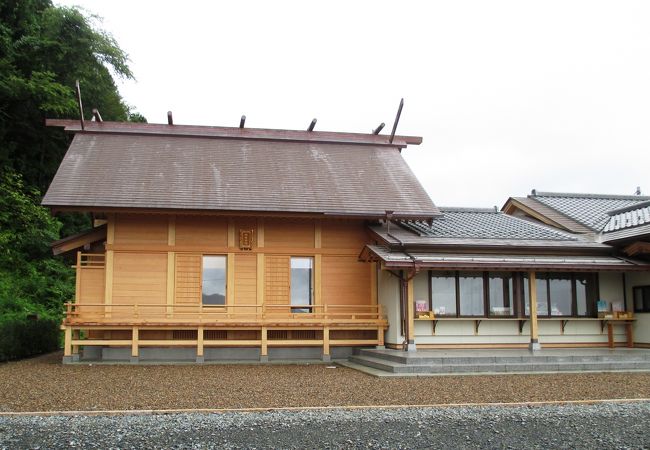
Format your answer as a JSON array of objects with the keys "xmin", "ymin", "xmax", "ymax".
[
  {"xmin": 64, "ymin": 302, "xmax": 386, "ymax": 325},
  {"xmin": 76, "ymin": 253, "xmax": 105, "ymax": 268}
]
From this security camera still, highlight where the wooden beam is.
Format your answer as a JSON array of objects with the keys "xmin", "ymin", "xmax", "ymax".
[
  {"xmin": 227, "ymin": 253, "xmax": 235, "ymax": 307},
  {"xmin": 131, "ymin": 326, "xmax": 139, "ymax": 357},
  {"xmin": 75, "ymin": 251, "xmax": 81, "ymax": 302},
  {"xmin": 257, "ymin": 219, "xmax": 264, "ymax": 247},
  {"xmin": 104, "ymin": 250, "xmax": 113, "ymax": 317},
  {"xmin": 314, "ymin": 254, "xmax": 322, "ymax": 306},
  {"xmin": 63, "ymin": 327, "xmax": 72, "ymax": 357},
  {"xmin": 528, "ymin": 271, "xmax": 539, "ymax": 349},
  {"xmin": 407, "ymin": 277, "xmax": 415, "ymax": 343},
  {"xmin": 323, "ymin": 326, "xmax": 330, "ymax": 356},
  {"xmin": 257, "ymin": 253, "xmax": 265, "ymax": 307},
  {"xmin": 45, "ymin": 119, "xmax": 424, "ymax": 147},
  {"xmin": 167, "ymin": 215, "xmax": 176, "ymax": 246},
  {"xmin": 91, "ymin": 108, "xmax": 103, "ymax": 122},
  {"xmin": 370, "ymin": 262, "xmax": 377, "ymax": 305},
  {"xmin": 197, "ymin": 326, "xmax": 204, "ymax": 357},
  {"xmin": 389, "ymin": 98, "xmax": 404, "ymax": 144},
  {"xmin": 261, "ymin": 326, "xmax": 268, "ymax": 356},
  {"xmin": 227, "ymin": 219, "xmax": 235, "ymax": 248},
  {"xmin": 166, "ymin": 252, "xmax": 175, "ymax": 316},
  {"xmin": 314, "ymin": 221, "xmax": 321, "ymax": 249},
  {"xmin": 75, "ymin": 80, "xmax": 84, "ymax": 130}
]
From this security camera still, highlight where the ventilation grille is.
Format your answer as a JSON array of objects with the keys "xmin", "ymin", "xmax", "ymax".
[
  {"xmin": 172, "ymin": 330, "xmax": 198, "ymax": 340},
  {"xmin": 205, "ymin": 330, "xmax": 227, "ymax": 340}
]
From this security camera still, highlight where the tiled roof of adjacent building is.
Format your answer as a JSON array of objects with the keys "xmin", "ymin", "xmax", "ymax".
[
  {"xmin": 42, "ymin": 121, "xmax": 440, "ymax": 219},
  {"xmin": 530, "ymin": 191, "xmax": 650, "ymax": 232},
  {"xmin": 603, "ymin": 201, "xmax": 650, "ymax": 232},
  {"xmin": 399, "ymin": 207, "xmax": 579, "ymax": 241},
  {"xmin": 368, "ymin": 207, "xmax": 607, "ymax": 250}
]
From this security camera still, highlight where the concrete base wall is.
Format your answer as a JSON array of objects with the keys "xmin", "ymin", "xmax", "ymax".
[{"xmin": 79, "ymin": 346, "xmax": 355, "ymax": 363}]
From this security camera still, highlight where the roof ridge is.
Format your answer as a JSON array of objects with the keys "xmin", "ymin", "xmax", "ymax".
[
  {"xmin": 438, "ymin": 206, "xmax": 498, "ymax": 213},
  {"xmin": 607, "ymin": 200, "xmax": 650, "ymax": 216},
  {"xmin": 46, "ymin": 119, "xmax": 423, "ymax": 148},
  {"xmin": 532, "ymin": 191, "xmax": 650, "ymax": 201}
]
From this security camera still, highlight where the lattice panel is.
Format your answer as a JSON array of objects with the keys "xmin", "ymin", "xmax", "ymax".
[{"xmin": 175, "ymin": 254, "xmax": 202, "ymax": 304}]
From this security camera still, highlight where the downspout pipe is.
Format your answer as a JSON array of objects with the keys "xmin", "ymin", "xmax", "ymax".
[{"xmin": 384, "ymin": 211, "xmax": 420, "ymax": 350}]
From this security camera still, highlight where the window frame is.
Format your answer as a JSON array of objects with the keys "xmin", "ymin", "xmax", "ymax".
[
  {"xmin": 290, "ymin": 256, "xmax": 314, "ymax": 313},
  {"xmin": 201, "ymin": 254, "xmax": 228, "ymax": 307},
  {"xmin": 633, "ymin": 285, "xmax": 650, "ymax": 313},
  {"xmin": 522, "ymin": 272, "xmax": 599, "ymax": 318},
  {"xmin": 427, "ymin": 270, "xmax": 599, "ymax": 319}
]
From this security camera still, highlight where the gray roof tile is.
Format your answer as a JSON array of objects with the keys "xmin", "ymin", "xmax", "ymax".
[
  {"xmin": 531, "ymin": 192, "xmax": 650, "ymax": 231},
  {"xmin": 399, "ymin": 207, "xmax": 579, "ymax": 241}
]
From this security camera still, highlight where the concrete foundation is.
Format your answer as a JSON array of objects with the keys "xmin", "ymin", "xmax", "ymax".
[{"xmin": 73, "ymin": 346, "xmax": 357, "ymax": 363}]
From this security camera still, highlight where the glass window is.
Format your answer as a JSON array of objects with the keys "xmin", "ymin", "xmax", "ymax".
[
  {"xmin": 549, "ymin": 274, "xmax": 572, "ymax": 316},
  {"xmin": 488, "ymin": 272, "xmax": 514, "ymax": 316},
  {"xmin": 634, "ymin": 286, "xmax": 650, "ymax": 313},
  {"xmin": 523, "ymin": 274, "xmax": 549, "ymax": 316},
  {"xmin": 202, "ymin": 255, "xmax": 227, "ymax": 305},
  {"xmin": 290, "ymin": 257, "xmax": 313, "ymax": 312},
  {"xmin": 575, "ymin": 275, "xmax": 588, "ymax": 316},
  {"xmin": 431, "ymin": 271, "xmax": 456, "ymax": 316},
  {"xmin": 459, "ymin": 272, "xmax": 484, "ymax": 316}
]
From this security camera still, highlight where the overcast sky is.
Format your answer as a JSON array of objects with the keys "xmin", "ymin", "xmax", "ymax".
[{"xmin": 57, "ymin": 0, "xmax": 650, "ymax": 208}]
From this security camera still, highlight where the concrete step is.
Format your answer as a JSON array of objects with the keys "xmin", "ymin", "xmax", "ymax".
[
  {"xmin": 349, "ymin": 353, "xmax": 650, "ymax": 375},
  {"xmin": 357, "ymin": 349, "xmax": 650, "ymax": 365}
]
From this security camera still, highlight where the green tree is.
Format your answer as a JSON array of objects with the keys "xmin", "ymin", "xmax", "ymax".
[
  {"xmin": 0, "ymin": 170, "xmax": 74, "ymax": 318},
  {"xmin": 0, "ymin": 0, "xmax": 144, "ymax": 193},
  {"xmin": 0, "ymin": 1, "xmax": 143, "ymax": 321}
]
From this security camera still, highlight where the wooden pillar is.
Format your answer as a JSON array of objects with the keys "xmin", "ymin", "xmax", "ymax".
[
  {"xmin": 72, "ymin": 329, "xmax": 80, "ymax": 355},
  {"xmin": 197, "ymin": 326, "xmax": 204, "ymax": 362},
  {"xmin": 227, "ymin": 253, "xmax": 235, "ymax": 310},
  {"xmin": 322, "ymin": 326, "xmax": 330, "ymax": 361},
  {"xmin": 528, "ymin": 271, "xmax": 541, "ymax": 351},
  {"xmin": 256, "ymin": 254, "xmax": 265, "ymax": 312},
  {"xmin": 63, "ymin": 326, "xmax": 72, "ymax": 357},
  {"xmin": 260, "ymin": 326, "xmax": 268, "ymax": 362},
  {"xmin": 131, "ymin": 327, "xmax": 139, "ymax": 361},
  {"xmin": 104, "ymin": 214, "xmax": 115, "ymax": 319},
  {"xmin": 75, "ymin": 251, "xmax": 81, "ymax": 302},
  {"xmin": 314, "ymin": 254, "xmax": 322, "ymax": 307},
  {"xmin": 370, "ymin": 262, "xmax": 378, "ymax": 305},
  {"xmin": 166, "ymin": 253, "xmax": 175, "ymax": 317},
  {"xmin": 406, "ymin": 277, "xmax": 416, "ymax": 351}
]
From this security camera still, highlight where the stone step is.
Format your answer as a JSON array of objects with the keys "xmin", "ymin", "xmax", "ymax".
[
  {"xmin": 349, "ymin": 354, "xmax": 650, "ymax": 375},
  {"xmin": 357, "ymin": 349, "xmax": 650, "ymax": 365}
]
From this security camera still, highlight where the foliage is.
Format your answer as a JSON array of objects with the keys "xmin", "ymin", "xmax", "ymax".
[
  {"xmin": 0, "ymin": 170, "xmax": 74, "ymax": 318},
  {"xmin": 0, "ymin": 2, "xmax": 142, "ymax": 357},
  {"xmin": 0, "ymin": 0, "xmax": 145, "ymax": 193},
  {"xmin": 0, "ymin": 316, "xmax": 60, "ymax": 361}
]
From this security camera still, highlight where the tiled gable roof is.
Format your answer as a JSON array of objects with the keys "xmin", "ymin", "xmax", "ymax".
[
  {"xmin": 531, "ymin": 192, "xmax": 650, "ymax": 231},
  {"xmin": 399, "ymin": 207, "xmax": 579, "ymax": 241},
  {"xmin": 42, "ymin": 123, "xmax": 439, "ymax": 219},
  {"xmin": 603, "ymin": 201, "xmax": 650, "ymax": 233}
]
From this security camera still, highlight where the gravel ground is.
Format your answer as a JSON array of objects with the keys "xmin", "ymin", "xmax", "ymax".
[
  {"xmin": 1, "ymin": 402, "xmax": 649, "ymax": 449},
  {"xmin": 1, "ymin": 352, "xmax": 650, "ymax": 412}
]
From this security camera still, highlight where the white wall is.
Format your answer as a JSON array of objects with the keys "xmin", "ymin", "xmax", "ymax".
[
  {"xmin": 598, "ymin": 272, "xmax": 626, "ymax": 312},
  {"xmin": 626, "ymin": 271, "xmax": 650, "ymax": 344},
  {"xmin": 378, "ymin": 269, "xmax": 402, "ymax": 345}
]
